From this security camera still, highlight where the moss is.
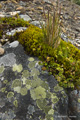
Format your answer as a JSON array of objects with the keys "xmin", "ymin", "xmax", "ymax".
[
  {"xmin": 13, "ymin": 100, "xmax": 18, "ymax": 107},
  {"xmin": 7, "ymin": 92, "xmax": 14, "ymax": 98},
  {"xmin": 0, "ymin": 17, "xmax": 30, "ymax": 29},
  {"xmin": 20, "ymin": 87, "xmax": 28, "ymax": 96},
  {"xmin": 78, "ymin": 98, "xmax": 80, "ymax": 103},
  {"xmin": 28, "ymin": 57, "xmax": 34, "ymax": 62},
  {"xmin": 0, "ymin": 30, "xmax": 3, "ymax": 39},
  {"xmin": 0, "ymin": 65, "xmax": 4, "ymax": 74},
  {"xmin": 12, "ymin": 79, "xmax": 22, "ymax": 88},
  {"xmin": 12, "ymin": 64, "xmax": 23, "ymax": 73},
  {"xmin": 22, "ymin": 70, "xmax": 30, "ymax": 78},
  {"xmin": 30, "ymin": 86, "xmax": 46, "ymax": 100}
]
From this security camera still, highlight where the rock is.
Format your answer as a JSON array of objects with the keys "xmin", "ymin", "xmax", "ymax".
[
  {"xmin": 0, "ymin": 47, "xmax": 4, "ymax": 55},
  {"xmin": 0, "ymin": 42, "xmax": 69, "ymax": 120},
  {"xmin": 19, "ymin": 14, "xmax": 32, "ymax": 21},
  {"xmin": 68, "ymin": 90, "xmax": 80, "ymax": 120},
  {"xmin": 30, "ymin": 20, "xmax": 45, "ymax": 28},
  {"xmin": 9, "ymin": 41, "xmax": 19, "ymax": 48},
  {"xmin": 6, "ymin": 27, "xmax": 27, "ymax": 36}
]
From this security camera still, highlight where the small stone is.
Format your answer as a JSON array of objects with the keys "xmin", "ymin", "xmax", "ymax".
[
  {"xmin": 9, "ymin": 41, "xmax": 19, "ymax": 48},
  {"xmin": 19, "ymin": 14, "xmax": 32, "ymax": 21},
  {"xmin": 0, "ymin": 47, "xmax": 5, "ymax": 55}
]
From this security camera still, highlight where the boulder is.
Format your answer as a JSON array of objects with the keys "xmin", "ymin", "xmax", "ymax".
[{"xmin": 0, "ymin": 41, "xmax": 69, "ymax": 120}]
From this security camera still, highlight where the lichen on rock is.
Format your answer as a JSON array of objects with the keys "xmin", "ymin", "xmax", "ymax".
[
  {"xmin": 12, "ymin": 79, "xmax": 22, "ymax": 88},
  {"xmin": 28, "ymin": 57, "xmax": 34, "ymax": 62},
  {"xmin": 20, "ymin": 87, "xmax": 28, "ymax": 96},
  {"xmin": 30, "ymin": 86, "xmax": 46, "ymax": 100},
  {"xmin": 12, "ymin": 64, "xmax": 23, "ymax": 72},
  {"xmin": 22, "ymin": 70, "xmax": 30, "ymax": 78},
  {"xmin": 0, "ymin": 65, "xmax": 4, "ymax": 74},
  {"xmin": 30, "ymin": 68, "xmax": 40, "ymax": 76},
  {"xmin": 13, "ymin": 100, "xmax": 18, "ymax": 107},
  {"xmin": 54, "ymin": 84, "xmax": 63, "ymax": 92},
  {"xmin": 28, "ymin": 61, "xmax": 36, "ymax": 69},
  {"xmin": 7, "ymin": 92, "xmax": 14, "ymax": 98}
]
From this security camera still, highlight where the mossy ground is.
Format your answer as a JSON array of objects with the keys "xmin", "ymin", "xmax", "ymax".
[{"xmin": 1, "ymin": 16, "xmax": 80, "ymax": 90}]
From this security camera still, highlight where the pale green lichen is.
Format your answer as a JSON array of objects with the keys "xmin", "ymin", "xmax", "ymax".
[
  {"xmin": 22, "ymin": 77, "xmax": 27, "ymax": 85},
  {"xmin": 28, "ymin": 57, "xmax": 34, "ymax": 62},
  {"xmin": 13, "ymin": 86, "xmax": 21, "ymax": 93},
  {"xmin": 28, "ymin": 61, "xmax": 36, "ymax": 69},
  {"xmin": 51, "ymin": 94, "xmax": 59, "ymax": 104},
  {"xmin": 78, "ymin": 98, "xmax": 80, "ymax": 103},
  {"xmin": 20, "ymin": 87, "xmax": 28, "ymax": 96},
  {"xmin": 30, "ymin": 86, "xmax": 46, "ymax": 100},
  {"xmin": 36, "ymin": 99, "xmax": 47, "ymax": 110},
  {"xmin": 22, "ymin": 70, "xmax": 30, "ymax": 78},
  {"xmin": 54, "ymin": 84, "xmax": 63, "ymax": 92},
  {"xmin": 12, "ymin": 64, "xmax": 23, "ymax": 72},
  {"xmin": 28, "ymin": 105, "xmax": 35, "ymax": 114},
  {"xmin": 3, "ymin": 80, "xmax": 8, "ymax": 84},
  {"xmin": 30, "ymin": 68, "xmax": 40, "ymax": 76},
  {"xmin": 1, "ymin": 87, "xmax": 6, "ymax": 92},
  {"xmin": 7, "ymin": 92, "xmax": 14, "ymax": 98},
  {"xmin": 48, "ymin": 109, "xmax": 54, "ymax": 115},
  {"xmin": 31, "ymin": 79, "xmax": 43, "ymax": 88},
  {"xmin": 26, "ymin": 84, "xmax": 31, "ymax": 90},
  {"xmin": 12, "ymin": 79, "xmax": 22, "ymax": 88},
  {"xmin": 0, "ymin": 65, "xmax": 4, "ymax": 74},
  {"xmin": 13, "ymin": 100, "xmax": 18, "ymax": 107}
]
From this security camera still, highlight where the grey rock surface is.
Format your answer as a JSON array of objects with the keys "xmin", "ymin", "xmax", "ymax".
[{"xmin": 0, "ymin": 42, "xmax": 69, "ymax": 120}]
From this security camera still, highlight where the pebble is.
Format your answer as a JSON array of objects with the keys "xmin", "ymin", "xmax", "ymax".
[
  {"xmin": 0, "ymin": 47, "xmax": 5, "ymax": 55},
  {"xmin": 9, "ymin": 41, "xmax": 19, "ymax": 48}
]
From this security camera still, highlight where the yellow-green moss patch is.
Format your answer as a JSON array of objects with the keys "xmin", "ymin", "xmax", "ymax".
[{"xmin": 12, "ymin": 79, "xmax": 22, "ymax": 88}]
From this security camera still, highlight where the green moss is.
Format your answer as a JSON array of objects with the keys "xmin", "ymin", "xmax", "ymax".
[
  {"xmin": 12, "ymin": 79, "xmax": 22, "ymax": 88},
  {"xmin": 7, "ymin": 92, "xmax": 14, "ymax": 98},
  {"xmin": 0, "ymin": 17, "xmax": 30, "ymax": 29},
  {"xmin": 20, "ymin": 87, "xmax": 28, "ymax": 96},
  {"xmin": 78, "ymin": 98, "xmax": 80, "ymax": 103},
  {"xmin": 30, "ymin": 86, "xmax": 46, "ymax": 100},
  {"xmin": 0, "ymin": 30, "xmax": 3, "ymax": 39},
  {"xmin": 10, "ymin": 20, "xmax": 80, "ymax": 90},
  {"xmin": 22, "ymin": 70, "xmax": 30, "ymax": 78},
  {"xmin": 12, "ymin": 64, "xmax": 23, "ymax": 72},
  {"xmin": 0, "ymin": 65, "xmax": 4, "ymax": 74},
  {"xmin": 13, "ymin": 100, "xmax": 18, "ymax": 107}
]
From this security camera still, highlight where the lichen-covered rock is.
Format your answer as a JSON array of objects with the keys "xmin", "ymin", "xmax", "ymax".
[{"xmin": 0, "ymin": 42, "xmax": 69, "ymax": 120}]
